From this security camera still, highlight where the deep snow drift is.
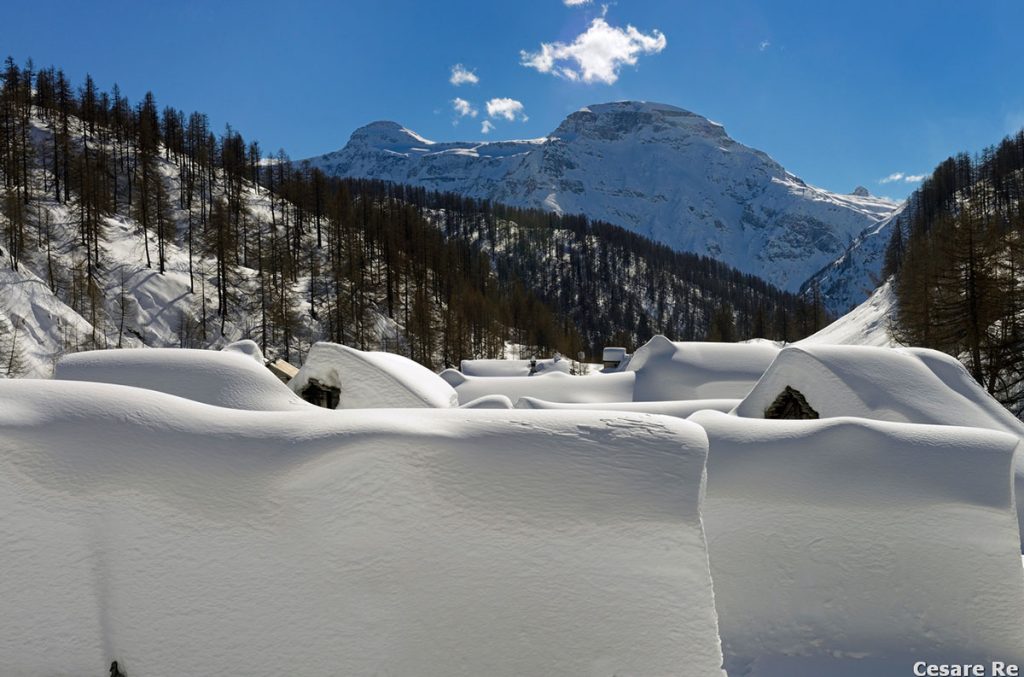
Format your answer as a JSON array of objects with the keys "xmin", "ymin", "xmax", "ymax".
[
  {"xmin": 734, "ymin": 344, "xmax": 1021, "ymax": 429},
  {"xmin": 626, "ymin": 336, "xmax": 780, "ymax": 400},
  {"xmin": 734, "ymin": 343, "xmax": 1024, "ymax": 549},
  {"xmin": 0, "ymin": 379, "xmax": 722, "ymax": 677},
  {"xmin": 440, "ymin": 369, "xmax": 637, "ymax": 405},
  {"xmin": 691, "ymin": 410, "xmax": 1024, "ymax": 676},
  {"xmin": 54, "ymin": 341, "xmax": 310, "ymax": 411},
  {"xmin": 10, "ymin": 339, "xmax": 1024, "ymax": 676},
  {"xmin": 515, "ymin": 397, "xmax": 740, "ymax": 417},
  {"xmin": 458, "ymin": 394, "xmax": 516, "ymax": 409},
  {"xmin": 289, "ymin": 342, "xmax": 459, "ymax": 408},
  {"xmin": 459, "ymin": 356, "xmax": 571, "ymax": 377},
  {"xmin": 443, "ymin": 336, "xmax": 778, "ymax": 406}
]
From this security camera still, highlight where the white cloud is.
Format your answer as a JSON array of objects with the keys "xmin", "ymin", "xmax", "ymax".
[
  {"xmin": 880, "ymin": 172, "xmax": 925, "ymax": 184},
  {"xmin": 759, "ymin": 40, "xmax": 771, "ymax": 51},
  {"xmin": 449, "ymin": 64, "xmax": 479, "ymax": 86},
  {"xmin": 564, "ymin": 0, "xmax": 591, "ymax": 5},
  {"xmin": 486, "ymin": 97, "xmax": 527, "ymax": 121},
  {"xmin": 481, "ymin": 120, "xmax": 495, "ymax": 134},
  {"xmin": 452, "ymin": 97, "xmax": 477, "ymax": 119},
  {"xmin": 520, "ymin": 17, "xmax": 666, "ymax": 85}
]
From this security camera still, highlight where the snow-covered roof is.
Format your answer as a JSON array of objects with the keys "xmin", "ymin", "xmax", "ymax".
[
  {"xmin": 290, "ymin": 342, "xmax": 459, "ymax": 409},
  {"xmin": 459, "ymin": 356, "xmax": 570, "ymax": 377},
  {"xmin": 626, "ymin": 335, "xmax": 780, "ymax": 401},
  {"xmin": 735, "ymin": 344, "xmax": 1024, "ymax": 433},
  {"xmin": 734, "ymin": 343, "xmax": 1024, "ymax": 552},
  {"xmin": 53, "ymin": 341, "xmax": 310, "ymax": 411},
  {"xmin": 440, "ymin": 369, "xmax": 636, "ymax": 405}
]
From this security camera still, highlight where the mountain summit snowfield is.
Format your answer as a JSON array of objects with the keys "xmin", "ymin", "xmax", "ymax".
[{"xmin": 307, "ymin": 102, "xmax": 899, "ymax": 293}]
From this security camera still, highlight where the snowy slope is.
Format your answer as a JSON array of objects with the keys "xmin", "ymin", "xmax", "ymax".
[
  {"xmin": 308, "ymin": 102, "xmax": 899, "ymax": 293},
  {"xmin": 0, "ymin": 379, "xmax": 723, "ymax": 676},
  {"xmin": 799, "ymin": 280, "xmax": 898, "ymax": 347},
  {"xmin": 0, "ymin": 260, "xmax": 115, "ymax": 377}
]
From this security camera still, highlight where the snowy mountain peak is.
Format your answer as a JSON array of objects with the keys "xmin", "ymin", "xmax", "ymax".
[
  {"xmin": 345, "ymin": 121, "xmax": 435, "ymax": 153},
  {"xmin": 554, "ymin": 101, "xmax": 730, "ymax": 143},
  {"xmin": 305, "ymin": 101, "xmax": 900, "ymax": 295}
]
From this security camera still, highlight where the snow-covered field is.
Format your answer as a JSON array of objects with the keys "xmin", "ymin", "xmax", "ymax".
[{"xmin": 5, "ymin": 337, "xmax": 1024, "ymax": 675}]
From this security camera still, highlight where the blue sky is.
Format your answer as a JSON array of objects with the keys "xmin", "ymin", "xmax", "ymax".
[{"xmin": 3, "ymin": 0, "xmax": 1023, "ymax": 199}]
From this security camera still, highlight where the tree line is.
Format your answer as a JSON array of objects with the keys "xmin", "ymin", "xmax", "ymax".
[
  {"xmin": 318, "ymin": 182, "xmax": 832, "ymax": 352},
  {"xmin": 885, "ymin": 129, "xmax": 1024, "ymax": 413}
]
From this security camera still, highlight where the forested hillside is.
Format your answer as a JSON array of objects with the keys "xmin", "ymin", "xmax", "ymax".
[
  {"xmin": 885, "ymin": 129, "xmax": 1024, "ymax": 413},
  {"xmin": 0, "ymin": 57, "xmax": 824, "ymax": 375},
  {"xmin": 280, "ymin": 181, "xmax": 832, "ymax": 352}
]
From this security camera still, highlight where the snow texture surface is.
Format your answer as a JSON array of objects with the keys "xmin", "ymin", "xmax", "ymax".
[
  {"xmin": 626, "ymin": 335, "xmax": 780, "ymax": 401},
  {"xmin": 54, "ymin": 342, "xmax": 310, "ymax": 411},
  {"xmin": 458, "ymin": 394, "xmax": 516, "ymax": 409},
  {"xmin": 691, "ymin": 410, "xmax": 1024, "ymax": 676},
  {"xmin": 0, "ymin": 261, "xmax": 108, "ymax": 378},
  {"xmin": 734, "ymin": 344, "xmax": 1017, "ymax": 427},
  {"xmin": 289, "ymin": 342, "xmax": 459, "ymax": 408},
  {"xmin": 735, "ymin": 344, "xmax": 1024, "ymax": 550},
  {"xmin": 0, "ymin": 379, "xmax": 723, "ymax": 677},
  {"xmin": 800, "ymin": 280, "xmax": 898, "ymax": 347},
  {"xmin": 440, "ymin": 369, "xmax": 636, "ymax": 405},
  {"xmin": 515, "ymin": 397, "xmax": 740, "ymax": 418},
  {"xmin": 460, "ymin": 357, "xmax": 571, "ymax": 376}
]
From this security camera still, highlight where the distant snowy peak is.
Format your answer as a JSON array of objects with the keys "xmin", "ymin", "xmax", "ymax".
[
  {"xmin": 346, "ymin": 121, "xmax": 436, "ymax": 152},
  {"xmin": 307, "ymin": 101, "xmax": 900, "ymax": 295},
  {"xmin": 553, "ymin": 102, "xmax": 730, "ymax": 143}
]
